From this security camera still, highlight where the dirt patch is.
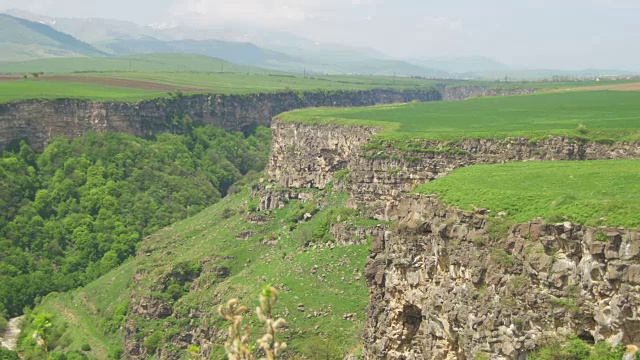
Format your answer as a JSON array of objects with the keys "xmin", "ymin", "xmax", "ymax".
[
  {"xmin": 0, "ymin": 76, "xmax": 21, "ymax": 82},
  {"xmin": 0, "ymin": 316, "xmax": 23, "ymax": 351},
  {"xmin": 46, "ymin": 75, "xmax": 209, "ymax": 92},
  {"xmin": 553, "ymin": 82, "xmax": 640, "ymax": 92}
]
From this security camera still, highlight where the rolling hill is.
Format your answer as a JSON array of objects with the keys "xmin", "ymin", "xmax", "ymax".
[{"xmin": 0, "ymin": 13, "xmax": 104, "ymax": 62}]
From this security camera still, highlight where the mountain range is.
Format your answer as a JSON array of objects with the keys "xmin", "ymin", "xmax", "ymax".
[{"xmin": 1, "ymin": 10, "xmax": 637, "ymax": 79}]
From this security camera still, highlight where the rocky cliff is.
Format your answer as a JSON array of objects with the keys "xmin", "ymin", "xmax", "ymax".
[
  {"xmin": 264, "ymin": 119, "xmax": 640, "ymax": 359},
  {"xmin": 0, "ymin": 89, "xmax": 440, "ymax": 151},
  {"xmin": 0, "ymin": 84, "xmax": 533, "ymax": 151},
  {"xmin": 365, "ymin": 195, "xmax": 640, "ymax": 359}
]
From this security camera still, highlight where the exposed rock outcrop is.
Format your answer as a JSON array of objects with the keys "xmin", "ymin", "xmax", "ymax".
[
  {"xmin": 365, "ymin": 195, "xmax": 640, "ymax": 359},
  {"xmin": 0, "ymin": 89, "xmax": 441, "ymax": 151},
  {"xmin": 439, "ymin": 85, "xmax": 536, "ymax": 101}
]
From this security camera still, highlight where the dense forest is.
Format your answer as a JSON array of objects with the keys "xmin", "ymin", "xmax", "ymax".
[{"xmin": 0, "ymin": 124, "xmax": 271, "ymax": 321}]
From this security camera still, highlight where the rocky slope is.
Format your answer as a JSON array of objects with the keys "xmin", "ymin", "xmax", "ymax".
[{"xmin": 264, "ymin": 119, "xmax": 640, "ymax": 359}]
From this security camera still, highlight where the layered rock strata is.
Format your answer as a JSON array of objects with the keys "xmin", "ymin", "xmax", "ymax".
[
  {"xmin": 365, "ymin": 195, "xmax": 640, "ymax": 359},
  {"xmin": 0, "ymin": 89, "xmax": 440, "ymax": 151}
]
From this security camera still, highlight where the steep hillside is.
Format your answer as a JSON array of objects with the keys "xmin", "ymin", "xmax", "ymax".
[
  {"xmin": 19, "ymin": 182, "xmax": 380, "ymax": 359},
  {"xmin": 0, "ymin": 14, "xmax": 104, "ymax": 62}
]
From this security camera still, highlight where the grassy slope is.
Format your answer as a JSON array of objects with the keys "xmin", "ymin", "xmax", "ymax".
[
  {"xmin": 29, "ymin": 182, "xmax": 382, "ymax": 358},
  {"xmin": 0, "ymin": 14, "xmax": 103, "ymax": 62},
  {"xmin": 415, "ymin": 159, "xmax": 640, "ymax": 229},
  {"xmin": 23, "ymin": 261, "xmax": 135, "ymax": 358},
  {"xmin": 280, "ymin": 90, "xmax": 640, "ymax": 142}
]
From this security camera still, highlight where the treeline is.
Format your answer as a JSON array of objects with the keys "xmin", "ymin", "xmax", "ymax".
[{"xmin": 0, "ymin": 125, "xmax": 271, "ymax": 318}]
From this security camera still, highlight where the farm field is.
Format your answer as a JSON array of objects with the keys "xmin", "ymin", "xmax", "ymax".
[
  {"xmin": 281, "ymin": 90, "xmax": 640, "ymax": 142},
  {"xmin": 0, "ymin": 72, "xmax": 440, "ymax": 103},
  {"xmin": 414, "ymin": 159, "xmax": 640, "ymax": 229},
  {"xmin": 0, "ymin": 53, "xmax": 452, "ymax": 103}
]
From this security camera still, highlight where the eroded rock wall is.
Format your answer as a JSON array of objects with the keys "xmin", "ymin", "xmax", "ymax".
[
  {"xmin": 365, "ymin": 195, "xmax": 640, "ymax": 359},
  {"xmin": 440, "ymin": 85, "xmax": 536, "ymax": 101},
  {"xmin": 0, "ymin": 89, "xmax": 440, "ymax": 151}
]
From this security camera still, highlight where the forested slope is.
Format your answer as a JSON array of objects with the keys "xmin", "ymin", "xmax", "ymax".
[{"xmin": 0, "ymin": 125, "xmax": 271, "ymax": 319}]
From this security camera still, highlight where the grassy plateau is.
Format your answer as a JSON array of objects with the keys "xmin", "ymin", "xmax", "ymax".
[
  {"xmin": 415, "ymin": 160, "xmax": 640, "ymax": 229},
  {"xmin": 280, "ymin": 90, "xmax": 640, "ymax": 142}
]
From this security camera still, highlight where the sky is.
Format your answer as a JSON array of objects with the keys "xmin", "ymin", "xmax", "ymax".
[{"xmin": 1, "ymin": 0, "xmax": 639, "ymax": 70}]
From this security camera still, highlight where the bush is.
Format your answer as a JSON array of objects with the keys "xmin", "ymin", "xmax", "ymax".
[
  {"xmin": 529, "ymin": 337, "xmax": 626, "ymax": 360},
  {"xmin": 0, "ymin": 348, "xmax": 20, "ymax": 360},
  {"xmin": 0, "ymin": 316, "xmax": 7, "ymax": 333},
  {"xmin": 81, "ymin": 343, "xmax": 91, "ymax": 351},
  {"xmin": 143, "ymin": 331, "xmax": 163, "ymax": 355}
]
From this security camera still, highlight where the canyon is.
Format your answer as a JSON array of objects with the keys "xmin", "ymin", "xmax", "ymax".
[{"xmin": 264, "ymin": 117, "xmax": 640, "ymax": 359}]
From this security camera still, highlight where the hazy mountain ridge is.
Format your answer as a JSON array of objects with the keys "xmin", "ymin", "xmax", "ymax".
[
  {"xmin": 0, "ymin": 13, "xmax": 105, "ymax": 62},
  {"xmin": 1, "ymin": 10, "xmax": 637, "ymax": 79}
]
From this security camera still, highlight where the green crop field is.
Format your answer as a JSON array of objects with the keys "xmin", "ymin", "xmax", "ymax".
[
  {"xmin": 0, "ymin": 79, "xmax": 164, "ymax": 103},
  {"xmin": 0, "ymin": 53, "xmax": 454, "ymax": 103},
  {"xmin": 281, "ymin": 90, "xmax": 640, "ymax": 142},
  {"xmin": 414, "ymin": 159, "xmax": 640, "ymax": 228}
]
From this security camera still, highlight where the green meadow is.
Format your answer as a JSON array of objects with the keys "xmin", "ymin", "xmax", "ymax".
[
  {"xmin": 281, "ymin": 90, "xmax": 640, "ymax": 142},
  {"xmin": 415, "ymin": 159, "xmax": 640, "ymax": 228},
  {"xmin": 0, "ymin": 80, "xmax": 163, "ymax": 103}
]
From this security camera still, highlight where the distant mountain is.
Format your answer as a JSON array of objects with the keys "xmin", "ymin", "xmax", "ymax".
[
  {"xmin": 1, "ymin": 11, "xmax": 450, "ymax": 77},
  {"xmin": 411, "ymin": 56, "xmax": 510, "ymax": 74},
  {"xmin": 0, "ymin": 13, "xmax": 105, "ymax": 62},
  {"xmin": 464, "ymin": 68, "xmax": 639, "ymax": 80},
  {"xmin": 96, "ymin": 38, "xmax": 297, "ymax": 68},
  {"xmin": 5, "ymin": 9, "xmax": 157, "ymax": 44}
]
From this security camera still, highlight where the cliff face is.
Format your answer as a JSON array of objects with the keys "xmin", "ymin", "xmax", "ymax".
[
  {"xmin": 365, "ymin": 195, "xmax": 640, "ymax": 359},
  {"xmin": 0, "ymin": 84, "xmax": 535, "ymax": 151},
  {"xmin": 439, "ymin": 85, "xmax": 535, "ymax": 101},
  {"xmin": 264, "ymin": 119, "xmax": 640, "ymax": 359},
  {"xmin": 0, "ymin": 89, "xmax": 440, "ymax": 151}
]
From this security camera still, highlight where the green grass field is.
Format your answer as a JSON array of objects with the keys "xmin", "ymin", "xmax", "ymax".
[
  {"xmin": 0, "ymin": 53, "xmax": 453, "ymax": 103},
  {"xmin": 0, "ymin": 79, "xmax": 164, "ymax": 103},
  {"xmin": 0, "ymin": 73, "xmax": 439, "ymax": 103},
  {"xmin": 281, "ymin": 90, "xmax": 640, "ymax": 142},
  {"xmin": 414, "ymin": 159, "xmax": 640, "ymax": 228}
]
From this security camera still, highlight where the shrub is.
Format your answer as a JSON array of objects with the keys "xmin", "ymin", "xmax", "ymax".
[{"xmin": 143, "ymin": 331, "xmax": 163, "ymax": 355}]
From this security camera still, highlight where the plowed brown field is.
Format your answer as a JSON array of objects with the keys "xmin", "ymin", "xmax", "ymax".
[
  {"xmin": 0, "ymin": 76, "xmax": 20, "ymax": 82},
  {"xmin": 47, "ymin": 76, "xmax": 207, "ymax": 91}
]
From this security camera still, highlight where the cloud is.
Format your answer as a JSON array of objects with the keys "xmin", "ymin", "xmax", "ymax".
[
  {"xmin": 167, "ymin": 0, "xmax": 379, "ymax": 27},
  {"xmin": 168, "ymin": 0, "xmax": 320, "ymax": 26}
]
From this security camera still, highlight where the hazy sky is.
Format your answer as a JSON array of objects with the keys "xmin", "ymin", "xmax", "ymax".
[{"xmin": 1, "ymin": 0, "xmax": 639, "ymax": 70}]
